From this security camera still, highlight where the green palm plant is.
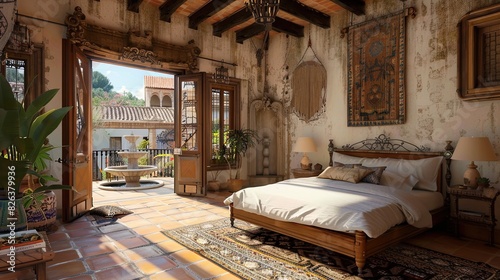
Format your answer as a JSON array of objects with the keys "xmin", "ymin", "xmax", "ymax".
[{"xmin": 0, "ymin": 74, "xmax": 73, "ymax": 197}]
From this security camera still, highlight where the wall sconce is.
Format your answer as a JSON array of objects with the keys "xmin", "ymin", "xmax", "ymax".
[
  {"xmin": 293, "ymin": 137, "xmax": 317, "ymax": 170},
  {"xmin": 451, "ymin": 136, "xmax": 497, "ymax": 188},
  {"xmin": 245, "ymin": 0, "xmax": 280, "ymax": 31}
]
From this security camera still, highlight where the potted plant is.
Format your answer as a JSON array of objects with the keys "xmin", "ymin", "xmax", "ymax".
[
  {"xmin": 224, "ymin": 129, "xmax": 258, "ymax": 192},
  {"xmin": 0, "ymin": 74, "xmax": 72, "ymax": 232},
  {"xmin": 207, "ymin": 170, "xmax": 222, "ymax": 191},
  {"xmin": 478, "ymin": 177, "xmax": 491, "ymax": 189}
]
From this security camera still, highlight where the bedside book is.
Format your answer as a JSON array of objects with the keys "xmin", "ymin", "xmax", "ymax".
[{"xmin": 0, "ymin": 229, "xmax": 46, "ymax": 255}]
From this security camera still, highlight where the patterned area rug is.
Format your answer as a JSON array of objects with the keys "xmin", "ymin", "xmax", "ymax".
[{"xmin": 163, "ymin": 219, "xmax": 500, "ymax": 280}]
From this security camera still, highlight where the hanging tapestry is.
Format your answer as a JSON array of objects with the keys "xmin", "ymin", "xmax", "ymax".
[
  {"xmin": 291, "ymin": 60, "xmax": 327, "ymax": 122},
  {"xmin": 347, "ymin": 9, "xmax": 414, "ymax": 126},
  {"xmin": 0, "ymin": 0, "xmax": 17, "ymax": 56}
]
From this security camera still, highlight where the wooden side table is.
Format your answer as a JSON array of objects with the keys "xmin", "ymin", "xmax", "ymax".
[
  {"xmin": 292, "ymin": 168, "xmax": 323, "ymax": 178},
  {"xmin": 0, "ymin": 231, "xmax": 54, "ymax": 280},
  {"xmin": 448, "ymin": 186, "xmax": 499, "ymax": 245}
]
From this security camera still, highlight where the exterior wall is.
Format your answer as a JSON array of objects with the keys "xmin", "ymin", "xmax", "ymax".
[{"xmin": 92, "ymin": 128, "xmax": 149, "ymax": 150}]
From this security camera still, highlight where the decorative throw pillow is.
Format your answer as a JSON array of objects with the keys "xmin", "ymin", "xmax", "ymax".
[
  {"xmin": 318, "ymin": 166, "xmax": 375, "ymax": 183},
  {"xmin": 380, "ymin": 170, "xmax": 419, "ymax": 191},
  {"xmin": 333, "ymin": 161, "xmax": 362, "ymax": 168},
  {"xmin": 359, "ymin": 166, "xmax": 386, "ymax": 184},
  {"xmin": 89, "ymin": 205, "xmax": 133, "ymax": 218}
]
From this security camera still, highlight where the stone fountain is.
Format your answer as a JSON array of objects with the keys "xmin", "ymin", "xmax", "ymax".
[{"xmin": 99, "ymin": 134, "xmax": 164, "ymax": 191}]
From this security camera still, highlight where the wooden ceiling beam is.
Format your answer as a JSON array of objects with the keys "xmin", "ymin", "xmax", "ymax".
[
  {"xmin": 280, "ymin": 0, "xmax": 330, "ymax": 29},
  {"xmin": 189, "ymin": 0, "xmax": 236, "ymax": 30},
  {"xmin": 127, "ymin": 0, "xmax": 143, "ymax": 13},
  {"xmin": 159, "ymin": 0, "xmax": 187, "ymax": 22},
  {"xmin": 330, "ymin": 0, "xmax": 365, "ymax": 15},
  {"xmin": 236, "ymin": 24, "xmax": 265, "ymax": 44},
  {"xmin": 212, "ymin": 8, "xmax": 253, "ymax": 37},
  {"xmin": 272, "ymin": 17, "xmax": 304, "ymax": 38}
]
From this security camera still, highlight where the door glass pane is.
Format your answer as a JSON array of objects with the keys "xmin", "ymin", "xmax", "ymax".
[
  {"xmin": 211, "ymin": 88, "xmax": 221, "ymax": 161},
  {"xmin": 181, "ymin": 80, "xmax": 197, "ymax": 151},
  {"xmin": 75, "ymin": 58, "xmax": 86, "ymax": 153},
  {"xmin": 4, "ymin": 58, "xmax": 26, "ymax": 103}
]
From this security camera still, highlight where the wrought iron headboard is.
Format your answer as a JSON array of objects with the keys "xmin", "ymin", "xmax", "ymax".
[
  {"xmin": 340, "ymin": 134, "xmax": 430, "ymax": 152},
  {"xmin": 327, "ymin": 134, "xmax": 455, "ymax": 188}
]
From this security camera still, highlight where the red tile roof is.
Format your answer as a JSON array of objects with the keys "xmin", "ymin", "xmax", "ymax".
[{"xmin": 144, "ymin": 76, "xmax": 174, "ymax": 89}]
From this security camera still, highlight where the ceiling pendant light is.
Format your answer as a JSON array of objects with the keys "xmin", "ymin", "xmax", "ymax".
[{"xmin": 245, "ymin": 0, "xmax": 280, "ymax": 30}]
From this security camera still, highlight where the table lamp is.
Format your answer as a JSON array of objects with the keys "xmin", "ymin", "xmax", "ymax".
[
  {"xmin": 293, "ymin": 137, "xmax": 317, "ymax": 170},
  {"xmin": 451, "ymin": 136, "xmax": 497, "ymax": 187}
]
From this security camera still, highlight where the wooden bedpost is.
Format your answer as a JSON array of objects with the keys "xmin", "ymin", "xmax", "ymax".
[
  {"xmin": 230, "ymin": 203, "xmax": 235, "ymax": 227},
  {"xmin": 354, "ymin": 231, "xmax": 367, "ymax": 275},
  {"xmin": 328, "ymin": 139, "xmax": 334, "ymax": 166}
]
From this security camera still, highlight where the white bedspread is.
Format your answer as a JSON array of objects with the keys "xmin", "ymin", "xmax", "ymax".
[{"xmin": 224, "ymin": 177, "xmax": 441, "ymax": 238}]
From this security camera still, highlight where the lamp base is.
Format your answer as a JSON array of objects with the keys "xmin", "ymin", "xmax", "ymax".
[
  {"xmin": 300, "ymin": 154, "xmax": 312, "ymax": 170},
  {"xmin": 463, "ymin": 161, "xmax": 480, "ymax": 188}
]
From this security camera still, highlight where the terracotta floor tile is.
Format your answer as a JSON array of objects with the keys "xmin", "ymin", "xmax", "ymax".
[
  {"xmin": 63, "ymin": 275, "xmax": 94, "ymax": 280},
  {"xmin": 144, "ymin": 232, "xmax": 171, "ymax": 243},
  {"xmin": 98, "ymin": 223, "xmax": 129, "ymax": 233},
  {"xmin": 121, "ymin": 219, "xmax": 152, "ymax": 228},
  {"xmin": 113, "ymin": 236, "xmax": 150, "ymax": 250},
  {"xmin": 123, "ymin": 245, "xmax": 165, "ymax": 262},
  {"xmin": 80, "ymin": 242, "xmax": 116, "ymax": 257},
  {"xmin": 50, "ymin": 240, "xmax": 73, "ymax": 251},
  {"xmin": 135, "ymin": 255, "xmax": 177, "ymax": 275},
  {"xmin": 488, "ymin": 255, "xmax": 500, "ymax": 269},
  {"xmin": 169, "ymin": 249, "xmax": 205, "ymax": 265},
  {"xmin": 149, "ymin": 268, "xmax": 197, "ymax": 280},
  {"xmin": 105, "ymin": 229, "xmax": 138, "ymax": 241},
  {"xmin": 132, "ymin": 225, "xmax": 161, "ymax": 235},
  {"xmin": 117, "ymin": 214, "xmax": 142, "ymax": 222},
  {"xmin": 140, "ymin": 211, "xmax": 165, "ymax": 219},
  {"xmin": 86, "ymin": 252, "xmax": 127, "ymax": 271},
  {"xmin": 63, "ymin": 220, "xmax": 95, "ymax": 231},
  {"xmin": 66, "ymin": 228, "xmax": 100, "ymax": 238},
  {"xmin": 156, "ymin": 240, "xmax": 186, "ymax": 253},
  {"xmin": 188, "ymin": 259, "xmax": 228, "ymax": 278},
  {"xmin": 158, "ymin": 221, "xmax": 184, "ymax": 230},
  {"xmin": 212, "ymin": 273, "xmax": 243, "ymax": 280},
  {"xmin": 47, "ymin": 261, "xmax": 88, "ymax": 279},
  {"xmin": 94, "ymin": 264, "xmax": 143, "ymax": 280},
  {"xmin": 147, "ymin": 216, "xmax": 172, "ymax": 225},
  {"xmin": 48, "ymin": 232, "xmax": 70, "ymax": 243},
  {"xmin": 48, "ymin": 249, "xmax": 80, "ymax": 265},
  {"xmin": 72, "ymin": 235, "xmax": 110, "ymax": 248}
]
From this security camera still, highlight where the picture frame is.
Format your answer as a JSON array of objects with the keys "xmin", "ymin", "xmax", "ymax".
[{"xmin": 458, "ymin": 4, "xmax": 500, "ymax": 101}]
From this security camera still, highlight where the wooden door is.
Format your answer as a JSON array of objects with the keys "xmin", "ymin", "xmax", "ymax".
[
  {"xmin": 174, "ymin": 73, "xmax": 206, "ymax": 196},
  {"xmin": 62, "ymin": 39, "xmax": 93, "ymax": 221}
]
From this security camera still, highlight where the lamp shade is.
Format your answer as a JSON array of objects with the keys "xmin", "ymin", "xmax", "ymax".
[
  {"xmin": 293, "ymin": 137, "xmax": 317, "ymax": 153},
  {"xmin": 451, "ymin": 137, "xmax": 497, "ymax": 161}
]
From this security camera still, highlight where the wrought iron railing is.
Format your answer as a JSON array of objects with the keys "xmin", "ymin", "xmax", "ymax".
[{"xmin": 92, "ymin": 148, "xmax": 174, "ymax": 181}]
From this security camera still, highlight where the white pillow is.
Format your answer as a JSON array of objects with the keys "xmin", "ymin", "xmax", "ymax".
[
  {"xmin": 332, "ymin": 152, "xmax": 443, "ymax": 191},
  {"xmin": 380, "ymin": 170, "xmax": 419, "ymax": 191}
]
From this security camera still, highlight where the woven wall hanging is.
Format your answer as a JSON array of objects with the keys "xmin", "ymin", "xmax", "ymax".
[{"xmin": 291, "ymin": 39, "xmax": 327, "ymax": 122}]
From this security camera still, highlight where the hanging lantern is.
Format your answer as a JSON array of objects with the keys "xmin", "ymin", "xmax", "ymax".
[
  {"xmin": 245, "ymin": 0, "xmax": 280, "ymax": 30},
  {"xmin": 213, "ymin": 62, "xmax": 229, "ymax": 84}
]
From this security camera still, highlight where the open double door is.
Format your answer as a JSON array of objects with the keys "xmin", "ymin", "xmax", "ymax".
[{"xmin": 61, "ymin": 41, "xmax": 206, "ymax": 221}]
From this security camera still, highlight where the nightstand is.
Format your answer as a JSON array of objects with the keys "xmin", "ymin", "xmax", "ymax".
[
  {"xmin": 292, "ymin": 168, "xmax": 322, "ymax": 178},
  {"xmin": 448, "ymin": 185, "xmax": 499, "ymax": 245}
]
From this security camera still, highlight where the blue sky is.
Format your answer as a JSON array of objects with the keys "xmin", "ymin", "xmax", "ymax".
[{"xmin": 92, "ymin": 62, "xmax": 173, "ymax": 100}]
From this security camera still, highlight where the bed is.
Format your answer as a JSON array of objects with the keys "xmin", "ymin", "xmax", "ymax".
[{"xmin": 224, "ymin": 134, "xmax": 450, "ymax": 275}]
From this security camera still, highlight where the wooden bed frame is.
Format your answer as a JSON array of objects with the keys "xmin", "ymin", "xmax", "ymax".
[{"xmin": 229, "ymin": 135, "xmax": 450, "ymax": 275}]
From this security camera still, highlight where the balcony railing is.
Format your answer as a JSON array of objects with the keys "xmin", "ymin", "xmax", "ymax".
[{"xmin": 92, "ymin": 148, "xmax": 174, "ymax": 181}]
